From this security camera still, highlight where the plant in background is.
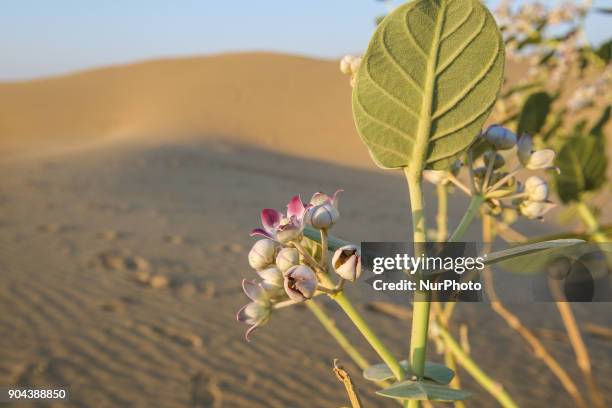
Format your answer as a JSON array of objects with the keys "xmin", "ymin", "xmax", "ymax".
[{"xmin": 237, "ymin": 1, "xmax": 593, "ymax": 407}]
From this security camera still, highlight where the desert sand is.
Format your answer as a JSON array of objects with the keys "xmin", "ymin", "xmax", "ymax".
[{"xmin": 0, "ymin": 53, "xmax": 610, "ymax": 407}]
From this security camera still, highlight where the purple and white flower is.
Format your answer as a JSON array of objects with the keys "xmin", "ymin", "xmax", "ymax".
[
  {"xmin": 332, "ymin": 245, "xmax": 362, "ymax": 282},
  {"xmin": 251, "ymin": 195, "xmax": 308, "ymax": 243},
  {"xmin": 236, "ymin": 280, "xmax": 272, "ymax": 341},
  {"xmin": 283, "ymin": 265, "xmax": 317, "ymax": 302},
  {"xmin": 304, "ymin": 190, "xmax": 342, "ymax": 230}
]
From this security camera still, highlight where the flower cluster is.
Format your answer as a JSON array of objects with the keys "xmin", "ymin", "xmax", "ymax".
[
  {"xmin": 423, "ymin": 125, "xmax": 559, "ymax": 221},
  {"xmin": 237, "ymin": 190, "xmax": 362, "ymax": 340}
]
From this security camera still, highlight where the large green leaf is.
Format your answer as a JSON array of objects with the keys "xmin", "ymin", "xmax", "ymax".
[
  {"xmin": 517, "ymin": 91, "xmax": 552, "ymax": 136},
  {"xmin": 554, "ymin": 135, "xmax": 608, "ymax": 203},
  {"xmin": 352, "ymin": 0, "xmax": 505, "ymax": 170},
  {"xmin": 364, "ymin": 360, "xmax": 454, "ymax": 384},
  {"xmin": 377, "ymin": 379, "xmax": 471, "ymax": 401},
  {"xmin": 483, "ymin": 239, "xmax": 584, "ymax": 269}
]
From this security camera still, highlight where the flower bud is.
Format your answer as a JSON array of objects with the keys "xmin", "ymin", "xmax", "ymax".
[
  {"xmin": 483, "ymin": 151, "xmax": 505, "ymax": 170},
  {"xmin": 275, "ymin": 247, "xmax": 299, "ymax": 273},
  {"xmin": 526, "ymin": 149, "xmax": 556, "ymax": 170},
  {"xmin": 332, "ymin": 245, "xmax": 362, "ymax": 282},
  {"xmin": 283, "ymin": 265, "xmax": 317, "ymax": 302},
  {"xmin": 248, "ymin": 239, "xmax": 277, "ymax": 270},
  {"xmin": 257, "ymin": 266, "xmax": 284, "ymax": 289},
  {"xmin": 524, "ymin": 176, "xmax": 549, "ymax": 201},
  {"xmin": 340, "ymin": 55, "xmax": 353, "ymax": 74},
  {"xmin": 517, "ymin": 133, "xmax": 533, "ymax": 166},
  {"xmin": 423, "ymin": 170, "xmax": 448, "ymax": 185},
  {"xmin": 519, "ymin": 200, "xmax": 556, "ymax": 219},
  {"xmin": 305, "ymin": 204, "xmax": 340, "ymax": 230},
  {"xmin": 483, "ymin": 125, "xmax": 517, "ymax": 150}
]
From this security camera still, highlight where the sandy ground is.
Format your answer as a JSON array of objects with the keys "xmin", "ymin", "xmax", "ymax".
[
  {"xmin": 0, "ymin": 137, "xmax": 610, "ymax": 407},
  {"xmin": 0, "ymin": 53, "xmax": 610, "ymax": 407}
]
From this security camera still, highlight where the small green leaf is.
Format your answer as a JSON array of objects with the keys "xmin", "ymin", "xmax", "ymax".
[
  {"xmin": 364, "ymin": 361, "xmax": 454, "ymax": 385},
  {"xmin": 517, "ymin": 91, "xmax": 552, "ymax": 136},
  {"xmin": 483, "ymin": 239, "xmax": 584, "ymax": 269},
  {"xmin": 554, "ymin": 135, "xmax": 608, "ymax": 203},
  {"xmin": 377, "ymin": 380, "xmax": 471, "ymax": 401},
  {"xmin": 352, "ymin": 0, "xmax": 505, "ymax": 170}
]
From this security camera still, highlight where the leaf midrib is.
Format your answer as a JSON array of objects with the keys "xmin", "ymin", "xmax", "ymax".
[{"xmin": 408, "ymin": 0, "xmax": 447, "ymax": 175}]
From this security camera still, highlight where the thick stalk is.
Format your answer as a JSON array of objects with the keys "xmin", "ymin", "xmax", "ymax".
[
  {"xmin": 306, "ymin": 300, "xmax": 370, "ymax": 371},
  {"xmin": 436, "ymin": 184, "xmax": 449, "ymax": 242},
  {"xmin": 333, "ymin": 290, "xmax": 405, "ymax": 382},
  {"xmin": 405, "ymin": 169, "xmax": 429, "ymax": 408},
  {"xmin": 436, "ymin": 320, "xmax": 519, "ymax": 408}
]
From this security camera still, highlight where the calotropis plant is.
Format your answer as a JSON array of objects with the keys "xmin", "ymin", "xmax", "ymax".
[{"xmin": 238, "ymin": 0, "xmax": 586, "ymax": 406}]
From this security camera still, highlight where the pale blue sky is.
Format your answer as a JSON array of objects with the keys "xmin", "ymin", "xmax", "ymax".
[{"xmin": 0, "ymin": 0, "xmax": 609, "ymax": 81}]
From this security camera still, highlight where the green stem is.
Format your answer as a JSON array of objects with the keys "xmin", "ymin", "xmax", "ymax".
[
  {"xmin": 305, "ymin": 300, "xmax": 370, "ymax": 370},
  {"xmin": 448, "ymin": 195, "xmax": 485, "ymax": 242},
  {"xmin": 404, "ymin": 168, "xmax": 428, "ymax": 408},
  {"xmin": 404, "ymin": 168, "xmax": 427, "ymax": 242},
  {"xmin": 436, "ymin": 320, "xmax": 519, "ymax": 408},
  {"xmin": 436, "ymin": 184, "xmax": 449, "ymax": 242},
  {"xmin": 332, "ymin": 290, "xmax": 406, "ymax": 382}
]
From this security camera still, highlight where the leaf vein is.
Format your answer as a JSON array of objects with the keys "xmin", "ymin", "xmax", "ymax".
[
  {"xmin": 436, "ymin": 8, "xmax": 485, "ymax": 75},
  {"xmin": 403, "ymin": 9, "xmax": 429, "ymax": 59},
  {"xmin": 440, "ymin": 0, "xmax": 474, "ymax": 42},
  {"xmin": 363, "ymin": 63, "xmax": 420, "ymax": 120},
  {"xmin": 432, "ymin": 33, "xmax": 500, "ymax": 120},
  {"xmin": 379, "ymin": 23, "xmax": 425, "ymax": 95},
  {"xmin": 432, "ymin": 97, "xmax": 496, "ymax": 141},
  {"xmin": 355, "ymin": 94, "xmax": 416, "ymax": 142}
]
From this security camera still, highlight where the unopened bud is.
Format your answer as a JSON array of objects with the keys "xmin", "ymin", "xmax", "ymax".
[
  {"xmin": 283, "ymin": 265, "xmax": 317, "ymax": 301},
  {"xmin": 332, "ymin": 245, "xmax": 362, "ymax": 282},
  {"xmin": 423, "ymin": 170, "xmax": 449, "ymax": 185},
  {"xmin": 305, "ymin": 204, "xmax": 340, "ymax": 230},
  {"xmin": 524, "ymin": 176, "xmax": 549, "ymax": 201},
  {"xmin": 275, "ymin": 247, "xmax": 299, "ymax": 273},
  {"xmin": 483, "ymin": 125, "xmax": 517, "ymax": 150},
  {"xmin": 257, "ymin": 266, "xmax": 284, "ymax": 288},
  {"xmin": 526, "ymin": 149, "xmax": 556, "ymax": 170},
  {"xmin": 517, "ymin": 133, "xmax": 533, "ymax": 165},
  {"xmin": 520, "ymin": 200, "xmax": 556, "ymax": 219},
  {"xmin": 483, "ymin": 151, "xmax": 505, "ymax": 170},
  {"xmin": 248, "ymin": 239, "xmax": 278, "ymax": 270}
]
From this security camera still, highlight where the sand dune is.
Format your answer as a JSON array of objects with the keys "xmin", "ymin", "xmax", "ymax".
[
  {"xmin": 0, "ymin": 52, "xmax": 547, "ymax": 166},
  {"xmin": 0, "ymin": 53, "xmax": 373, "ymax": 166},
  {"xmin": 0, "ymin": 53, "xmax": 610, "ymax": 407}
]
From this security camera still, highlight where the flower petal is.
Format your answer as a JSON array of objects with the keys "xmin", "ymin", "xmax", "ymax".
[
  {"xmin": 250, "ymin": 228, "xmax": 273, "ymax": 239},
  {"xmin": 245, "ymin": 323, "xmax": 259, "ymax": 342},
  {"xmin": 261, "ymin": 209, "xmax": 282, "ymax": 230},
  {"xmin": 242, "ymin": 279, "xmax": 266, "ymax": 302},
  {"xmin": 331, "ymin": 189, "xmax": 343, "ymax": 209},
  {"xmin": 286, "ymin": 195, "xmax": 306, "ymax": 219}
]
